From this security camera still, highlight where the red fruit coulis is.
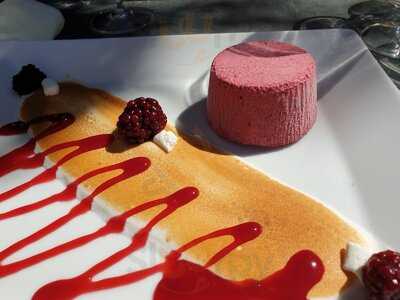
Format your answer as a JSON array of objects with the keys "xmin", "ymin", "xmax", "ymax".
[
  {"xmin": 0, "ymin": 121, "xmax": 29, "ymax": 135},
  {"xmin": 0, "ymin": 113, "xmax": 75, "ymax": 177},
  {"xmin": 0, "ymin": 113, "xmax": 325, "ymax": 300}
]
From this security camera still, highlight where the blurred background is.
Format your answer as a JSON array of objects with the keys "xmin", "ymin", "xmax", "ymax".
[
  {"xmin": 2, "ymin": 0, "xmax": 400, "ymax": 86},
  {"xmin": 35, "ymin": 0, "xmax": 366, "ymax": 38}
]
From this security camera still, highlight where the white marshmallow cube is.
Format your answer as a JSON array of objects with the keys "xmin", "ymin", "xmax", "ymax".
[
  {"xmin": 41, "ymin": 78, "xmax": 59, "ymax": 96},
  {"xmin": 343, "ymin": 242, "xmax": 372, "ymax": 282},
  {"xmin": 153, "ymin": 130, "xmax": 178, "ymax": 153}
]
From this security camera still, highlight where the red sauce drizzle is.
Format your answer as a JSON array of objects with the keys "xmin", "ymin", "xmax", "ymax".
[
  {"xmin": 0, "ymin": 158, "xmax": 148, "ymax": 221},
  {"xmin": 0, "ymin": 134, "xmax": 112, "ymax": 202},
  {"xmin": 33, "ymin": 220, "xmax": 323, "ymax": 300},
  {"xmin": 0, "ymin": 121, "xmax": 29, "ymax": 136},
  {"xmin": 0, "ymin": 114, "xmax": 325, "ymax": 300},
  {"xmin": 0, "ymin": 113, "xmax": 75, "ymax": 177},
  {"xmin": 155, "ymin": 250, "xmax": 323, "ymax": 300},
  {"xmin": 0, "ymin": 157, "xmax": 150, "ymax": 277}
]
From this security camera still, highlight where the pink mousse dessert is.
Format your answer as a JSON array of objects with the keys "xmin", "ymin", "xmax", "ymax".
[{"xmin": 207, "ymin": 40, "xmax": 317, "ymax": 147}]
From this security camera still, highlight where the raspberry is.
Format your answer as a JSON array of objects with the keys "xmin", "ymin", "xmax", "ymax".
[
  {"xmin": 363, "ymin": 250, "xmax": 400, "ymax": 300},
  {"xmin": 117, "ymin": 97, "xmax": 167, "ymax": 144},
  {"xmin": 12, "ymin": 64, "xmax": 47, "ymax": 96}
]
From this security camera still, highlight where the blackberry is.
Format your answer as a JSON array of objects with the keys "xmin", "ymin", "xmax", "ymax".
[{"xmin": 12, "ymin": 64, "xmax": 47, "ymax": 96}]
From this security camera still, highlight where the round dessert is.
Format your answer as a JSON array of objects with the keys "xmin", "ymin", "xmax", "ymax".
[{"xmin": 207, "ymin": 40, "xmax": 317, "ymax": 147}]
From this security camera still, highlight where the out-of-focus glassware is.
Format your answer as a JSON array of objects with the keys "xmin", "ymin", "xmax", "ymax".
[
  {"xmin": 293, "ymin": 16, "xmax": 349, "ymax": 30},
  {"xmin": 347, "ymin": 1, "xmax": 400, "ymax": 59},
  {"xmin": 389, "ymin": 0, "xmax": 400, "ymax": 7},
  {"xmin": 89, "ymin": 1, "xmax": 153, "ymax": 35},
  {"xmin": 40, "ymin": 0, "xmax": 154, "ymax": 35},
  {"xmin": 348, "ymin": 0, "xmax": 396, "ymax": 17},
  {"xmin": 41, "ymin": 0, "xmax": 83, "ymax": 11},
  {"xmin": 359, "ymin": 17, "xmax": 400, "ymax": 58},
  {"xmin": 296, "ymin": 0, "xmax": 400, "ymax": 87}
]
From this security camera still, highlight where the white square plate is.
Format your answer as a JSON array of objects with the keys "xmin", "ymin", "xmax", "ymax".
[{"xmin": 0, "ymin": 29, "xmax": 399, "ymax": 299}]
